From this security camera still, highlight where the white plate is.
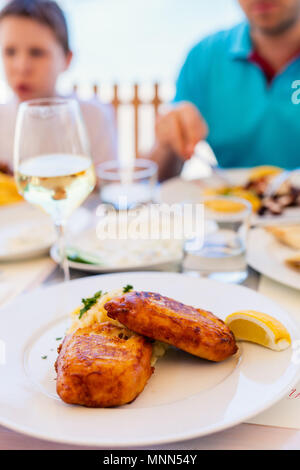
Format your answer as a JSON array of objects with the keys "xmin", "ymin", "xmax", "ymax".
[
  {"xmin": 247, "ymin": 228, "xmax": 300, "ymax": 290},
  {"xmin": 0, "ymin": 271, "xmax": 299, "ymax": 447},
  {"xmin": 160, "ymin": 171, "xmax": 300, "ymax": 226},
  {"xmin": 51, "ymin": 244, "xmax": 183, "ymax": 273},
  {"xmin": 0, "ymin": 203, "xmax": 91, "ymax": 262},
  {"xmin": 51, "ymin": 226, "xmax": 184, "ymax": 273}
]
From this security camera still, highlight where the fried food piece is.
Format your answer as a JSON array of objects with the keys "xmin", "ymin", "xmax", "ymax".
[
  {"xmin": 285, "ymin": 253, "xmax": 300, "ymax": 272},
  {"xmin": 105, "ymin": 292, "xmax": 237, "ymax": 362},
  {"xmin": 55, "ymin": 322, "xmax": 153, "ymax": 407}
]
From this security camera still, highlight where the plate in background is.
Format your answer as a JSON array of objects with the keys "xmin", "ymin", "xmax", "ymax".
[
  {"xmin": 51, "ymin": 226, "xmax": 183, "ymax": 273},
  {"xmin": 0, "ymin": 203, "xmax": 91, "ymax": 262},
  {"xmin": 247, "ymin": 227, "xmax": 300, "ymax": 290}
]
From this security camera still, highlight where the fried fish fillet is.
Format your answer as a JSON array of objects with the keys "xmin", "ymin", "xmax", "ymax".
[
  {"xmin": 55, "ymin": 321, "xmax": 153, "ymax": 407},
  {"xmin": 104, "ymin": 291, "xmax": 237, "ymax": 362}
]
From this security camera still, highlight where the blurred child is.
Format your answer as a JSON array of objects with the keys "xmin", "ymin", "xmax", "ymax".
[{"xmin": 0, "ymin": 0, "xmax": 117, "ymax": 171}]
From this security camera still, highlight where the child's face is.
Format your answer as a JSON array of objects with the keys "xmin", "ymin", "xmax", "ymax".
[{"xmin": 0, "ymin": 16, "xmax": 72, "ymax": 101}]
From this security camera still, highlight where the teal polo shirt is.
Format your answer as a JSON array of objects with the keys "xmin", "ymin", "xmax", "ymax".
[{"xmin": 174, "ymin": 22, "xmax": 300, "ymax": 169}]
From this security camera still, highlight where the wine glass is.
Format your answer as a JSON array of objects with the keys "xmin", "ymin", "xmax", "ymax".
[{"xmin": 14, "ymin": 98, "xmax": 96, "ymax": 281}]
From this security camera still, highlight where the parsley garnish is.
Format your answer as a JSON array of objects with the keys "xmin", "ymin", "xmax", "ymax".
[
  {"xmin": 78, "ymin": 290, "xmax": 102, "ymax": 319},
  {"xmin": 55, "ymin": 337, "xmax": 62, "ymax": 341},
  {"xmin": 41, "ymin": 355, "xmax": 47, "ymax": 360},
  {"xmin": 123, "ymin": 284, "xmax": 133, "ymax": 293}
]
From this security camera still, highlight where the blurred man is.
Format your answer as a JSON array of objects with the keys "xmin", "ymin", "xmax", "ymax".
[{"xmin": 151, "ymin": 0, "xmax": 300, "ymax": 180}]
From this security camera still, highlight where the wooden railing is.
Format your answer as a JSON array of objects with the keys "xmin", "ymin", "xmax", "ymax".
[{"xmin": 72, "ymin": 82, "xmax": 168, "ymax": 158}]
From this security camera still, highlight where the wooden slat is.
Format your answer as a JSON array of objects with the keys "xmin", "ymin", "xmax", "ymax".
[
  {"xmin": 93, "ymin": 84, "xmax": 99, "ymax": 97},
  {"xmin": 152, "ymin": 82, "xmax": 162, "ymax": 116},
  {"xmin": 111, "ymin": 84, "xmax": 120, "ymax": 111},
  {"xmin": 131, "ymin": 84, "xmax": 141, "ymax": 157},
  {"xmin": 71, "ymin": 82, "xmax": 165, "ymax": 157},
  {"xmin": 111, "ymin": 84, "xmax": 120, "ymax": 128}
]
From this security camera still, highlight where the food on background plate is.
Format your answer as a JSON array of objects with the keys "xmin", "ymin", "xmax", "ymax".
[
  {"xmin": 0, "ymin": 162, "xmax": 13, "ymax": 175},
  {"xmin": 204, "ymin": 165, "xmax": 300, "ymax": 216},
  {"xmin": 204, "ymin": 198, "xmax": 248, "ymax": 213},
  {"xmin": 263, "ymin": 224, "xmax": 300, "ymax": 274},
  {"xmin": 285, "ymin": 254, "xmax": 300, "ymax": 272},
  {"xmin": 248, "ymin": 165, "xmax": 282, "ymax": 181},
  {"xmin": 225, "ymin": 310, "xmax": 291, "ymax": 351},
  {"xmin": 55, "ymin": 322, "xmax": 153, "ymax": 407},
  {"xmin": 265, "ymin": 224, "xmax": 300, "ymax": 250},
  {"xmin": 0, "ymin": 172, "xmax": 23, "ymax": 206},
  {"xmin": 104, "ymin": 291, "xmax": 238, "ymax": 362},
  {"xmin": 204, "ymin": 187, "xmax": 261, "ymax": 212},
  {"xmin": 64, "ymin": 239, "xmax": 183, "ymax": 268}
]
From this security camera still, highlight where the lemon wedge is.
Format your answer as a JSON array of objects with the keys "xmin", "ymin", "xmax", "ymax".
[{"xmin": 225, "ymin": 310, "xmax": 291, "ymax": 351}]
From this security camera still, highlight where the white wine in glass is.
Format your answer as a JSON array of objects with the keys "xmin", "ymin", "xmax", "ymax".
[{"xmin": 14, "ymin": 98, "xmax": 96, "ymax": 281}]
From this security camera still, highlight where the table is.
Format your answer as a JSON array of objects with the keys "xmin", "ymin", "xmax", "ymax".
[{"xmin": 1, "ymin": 194, "xmax": 300, "ymax": 450}]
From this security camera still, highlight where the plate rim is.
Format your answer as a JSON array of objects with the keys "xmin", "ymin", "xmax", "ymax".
[{"xmin": 247, "ymin": 228, "xmax": 300, "ymax": 291}]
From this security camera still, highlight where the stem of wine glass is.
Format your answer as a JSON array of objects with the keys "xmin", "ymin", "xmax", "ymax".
[{"xmin": 54, "ymin": 222, "xmax": 70, "ymax": 282}]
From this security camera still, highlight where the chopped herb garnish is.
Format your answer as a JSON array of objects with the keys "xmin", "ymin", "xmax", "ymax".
[
  {"xmin": 41, "ymin": 355, "xmax": 47, "ymax": 360},
  {"xmin": 55, "ymin": 337, "xmax": 62, "ymax": 341},
  {"xmin": 78, "ymin": 290, "xmax": 102, "ymax": 319},
  {"xmin": 123, "ymin": 284, "xmax": 133, "ymax": 293}
]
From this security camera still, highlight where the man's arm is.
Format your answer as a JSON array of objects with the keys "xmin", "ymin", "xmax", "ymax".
[{"xmin": 145, "ymin": 40, "xmax": 208, "ymax": 182}]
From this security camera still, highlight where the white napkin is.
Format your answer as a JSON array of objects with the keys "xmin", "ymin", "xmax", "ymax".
[
  {"xmin": 0, "ymin": 257, "xmax": 56, "ymax": 309},
  {"xmin": 247, "ymin": 276, "xmax": 300, "ymax": 429}
]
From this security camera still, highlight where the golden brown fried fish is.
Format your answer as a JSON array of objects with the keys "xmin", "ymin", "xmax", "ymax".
[
  {"xmin": 55, "ymin": 321, "xmax": 153, "ymax": 407},
  {"xmin": 104, "ymin": 291, "xmax": 237, "ymax": 362}
]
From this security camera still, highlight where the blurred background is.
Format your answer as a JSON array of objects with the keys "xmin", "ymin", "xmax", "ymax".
[{"xmin": 0, "ymin": 0, "xmax": 244, "ymax": 161}]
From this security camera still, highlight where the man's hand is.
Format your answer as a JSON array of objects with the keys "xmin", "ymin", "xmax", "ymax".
[{"xmin": 155, "ymin": 102, "xmax": 208, "ymax": 160}]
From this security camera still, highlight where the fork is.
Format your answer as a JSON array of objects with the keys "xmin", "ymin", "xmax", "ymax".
[
  {"xmin": 193, "ymin": 142, "xmax": 229, "ymax": 186},
  {"xmin": 264, "ymin": 168, "xmax": 300, "ymax": 197}
]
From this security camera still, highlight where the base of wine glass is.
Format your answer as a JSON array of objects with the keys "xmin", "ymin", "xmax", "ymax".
[{"xmin": 181, "ymin": 268, "xmax": 248, "ymax": 284}]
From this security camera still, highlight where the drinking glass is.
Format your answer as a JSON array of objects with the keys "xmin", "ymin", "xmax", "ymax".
[
  {"xmin": 14, "ymin": 98, "xmax": 96, "ymax": 281},
  {"xmin": 182, "ymin": 196, "xmax": 251, "ymax": 283},
  {"xmin": 97, "ymin": 159, "xmax": 158, "ymax": 210}
]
